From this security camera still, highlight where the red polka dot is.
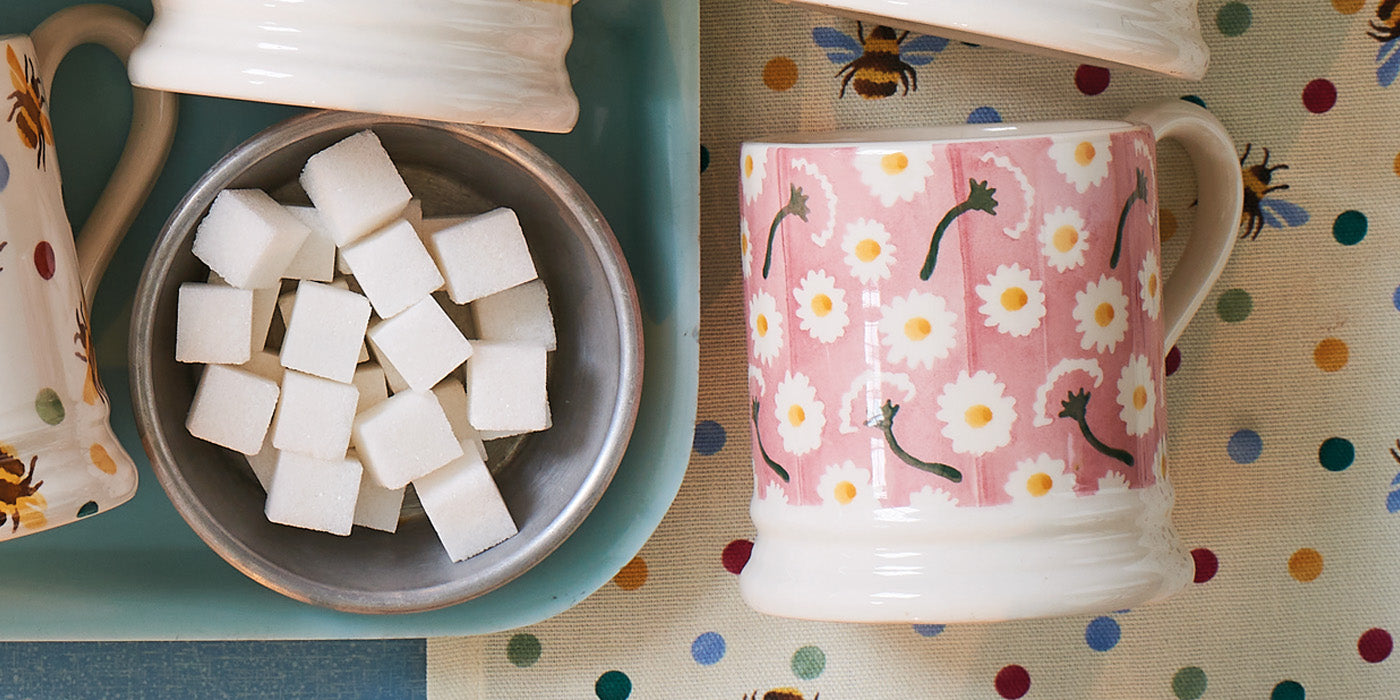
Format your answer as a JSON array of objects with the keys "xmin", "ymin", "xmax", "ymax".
[
  {"xmin": 1360, "ymin": 628, "xmax": 1392, "ymax": 663},
  {"xmin": 1165, "ymin": 345, "xmax": 1182, "ymax": 376},
  {"xmin": 1191, "ymin": 548, "xmax": 1218, "ymax": 583},
  {"xmin": 995, "ymin": 664, "xmax": 1031, "ymax": 699},
  {"xmin": 722, "ymin": 539, "xmax": 753, "ymax": 574},
  {"xmin": 1075, "ymin": 65, "xmax": 1111, "ymax": 95},
  {"xmin": 1302, "ymin": 79, "xmax": 1337, "ymax": 113},
  {"xmin": 34, "ymin": 241, "xmax": 54, "ymax": 280}
]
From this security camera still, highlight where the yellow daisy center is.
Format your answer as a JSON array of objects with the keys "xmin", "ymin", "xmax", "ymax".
[
  {"xmin": 904, "ymin": 317, "xmax": 932, "ymax": 341},
  {"xmin": 965, "ymin": 404, "xmax": 993, "ymax": 428},
  {"xmin": 811, "ymin": 293, "xmax": 833, "ymax": 317},
  {"xmin": 1095, "ymin": 302, "xmax": 1115, "ymax": 327},
  {"xmin": 1053, "ymin": 225, "xmax": 1079, "ymax": 253},
  {"xmin": 855, "ymin": 238, "xmax": 881, "ymax": 263},
  {"xmin": 1027, "ymin": 472, "xmax": 1053, "ymax": 497},
  {"xmin": 835, "ymin": 480, "xmax": 857, "ymax": 504},
  {"xmin": 1001, "ymin": 287, "xmax": 1028, "ymax": 311},
  {"xmin": 787, "ymin": 404, "xmax": 806, "ymax": 426},
  {"xmin": 741, "ymin": 232, "xmax": 749, "ymax": 256},
  {"xmin": 756, "ymin": 314, "xmax": 769, "ymax": 337},
  {"xmin": 1133, "ymin": 385, "xmax": 1148, "ymax": 410},
  {"xmin": 744, "ymin": 154, "xmax": 754, "ymax": 178},
  {"xmin": 881, "ymin": 152, "xmax": 909, "ymax": 175},
  {"xmin": 1148, "ymin": 273, "xmax": 1159, "ymax": 297},
  {"xmin": 1074, "ymin": 142, "xmax": 1096, "ymax": 166}
]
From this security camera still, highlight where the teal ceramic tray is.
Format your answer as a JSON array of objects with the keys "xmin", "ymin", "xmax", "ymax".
[{"xmin": 2, "ymin": 0, "xmax": 698, "ymax": 639}]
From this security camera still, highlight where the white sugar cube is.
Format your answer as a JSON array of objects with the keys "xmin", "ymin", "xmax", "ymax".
[
  {"xmin": 353, "ymin": 470, "xmax": 405, "ymax": 533},
  {"xmin": 186, "ymin": 364, "xmax": 280, "ymax": 455},
  {"xmin": 382, "ymin": 359, "xmax": 410, "ymax": 394},
  {"xmin": 264, "ymin": 451, "xmax": 363, "ymax": 536},
  {"xmin": 428, "ymin": 208, "xmax": 537, "ymax": 304},
  {"xmin": 299, "ymin": 130, "xmax": 412, "ymax": 246},
  {"xmin": 282, "ymin": 206, "xmax": 338, "ymax": 282},
  {"xmin": 341, "ymin": 219, "xmax": 444, "ymax": 318},
  {"xmin": 416, "ymin": 216, "xmax": 469, "ymax": 246},
  {"xmin": 277, "ymin": 278, "xmax": 349, "ymax": 325},
  {"xmin": 471, "ymin": 280, "xmax": 556, "ymax": 351},
  {"xmin": 240, "ymin": 349, "xmax": 284, "ymax": 383},
  {"xmin": 245, "ymin": 434, "xmax": 277, "ymax": 491},
  {"xmin": 207, "ymin": 271, "xmax": 278, "ymax": 353},
  {"xmin": 176, "ymin": 282, "xmax": 253, "ymax": 364},
  {"xmin": 367, "ymin": 297, "xmax": 473, "ymax": 392},
  {"xmin": 466, "ymin": 342, "xmax": 549, "ymax": 432},
  {"xmin": 431, "ymin": 377, "xmax": 487, "ymax": 459},
  {"xmin": 352, "ymin": 364, "xmax": 389, "ymax": 414},
  {"xmin": 192, "ymin": 189, "xmax": 311, "ymax": 289},
  {"xmin": 271, "ymin": 370, "xmax": 359, "ymax": 461},
  {"xmin": 352, "ymin": 390, "xmax": 463, "ymax": 489},
  {"xmin": 403, "ymin": 198, "xmax": 423, "ymax": 232},
  {"xmin": 414, "ymin": 445, "xmax": 517, "ymax": 561},
  {"xmin": 280, "ymin": 281, "xmax": 371, "ymax": 383}
]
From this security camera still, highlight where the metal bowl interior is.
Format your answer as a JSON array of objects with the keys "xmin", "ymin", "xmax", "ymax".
[{"xmin": 130, "ymin": 112, "xmax": 642, "ymax": 614}]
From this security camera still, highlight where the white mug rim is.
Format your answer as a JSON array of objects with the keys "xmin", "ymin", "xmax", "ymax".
[{"xmin": 747, "ymin": 119, "xmax": 1143, "ymax": 149}]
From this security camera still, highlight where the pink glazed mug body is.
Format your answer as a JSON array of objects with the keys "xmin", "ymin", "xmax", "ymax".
[
  {"xmin": 0, "ymin": 6, "xmax": 175, "ymax": 541},
  {"xmin": 738, "ymin": 100, "xmax": 1242, "ymax": 622}
]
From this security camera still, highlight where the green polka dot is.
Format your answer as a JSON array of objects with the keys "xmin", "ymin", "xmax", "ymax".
[
  {"xmin": 77, "ymin": 501, "xmax": 98, "ymax": 518},
  {"xmin": 1173, "ymin": 666, "xmax": 1207, "ymax": 699},
  {"xmin": 1333, "ymin": 210, "xmax": 1367, "ymax": 245},
  {"xmin": 1319, "ymin": 437, "xmax": 1354, "ymax": 471},
  {"xmin": 595, "ymin": 670, "xmax": 631, "ymax": 700},
  {"xmin": 1217, "ymin": 2, "xmax": 1252, "ymax": 35},
  {"xmin": 1272, "ymin": 680, "xmax": 1305, "ymax": 700},
  {"xmin": 791, "ymin": 645, "xmax": 826, "ymax": 680},
  {"xmin": 35, "ymin": 388, "xmax": 64, "ymax": 425},
  {"xmin": 1216, "ymin": 288, "xmax": 1253, "ymax": 322},
  {"xmin": 1181, "ymin": 95, "xmax": 1206, "ymax": 108},
  {"xmin": 506, "ymin": 633, "xmax": 541, "ymax": 667}
]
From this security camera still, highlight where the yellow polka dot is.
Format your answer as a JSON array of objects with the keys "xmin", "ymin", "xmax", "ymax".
[
  {"xmin": 787, "ymin": 404, "xmax": 805, "ymax": 427},
  {"xmin": 1075, "ymin": 141, "xmax": 1096, "ymax": 166},
  {"xmin": 1288, "ymin": 547, "xmax": 1323, "ymax": 582},
  {"xmin": 904, "ymin": 317, "xmax": 931, "ymax": 341},
  {"xmin": 1053, "ymin": 225, "xmax": 1079, "ymax": 252},
  {"xmin": 1095, "ymin": 302, "xmax": 1116, "ymax": 327},
  {"xmin": 881, "ymin": 152, "xmax": 909, "ymax": 175},
  {"xmin": 834, "ymin": 481, "xmax": 857, "ymax": 504},
  {"xmin": 1333, "ymin": 0, "xmax": 1365, "ymax": 13},
  {"xmin": 1027, "ymin": 473, "xmax": 1053, "ymax": 497},
  {"xmin": 762, "ymin": 56, "xmax": 798, "ymax": 91},
  {"xmin": 1132, "ymin": 385, "xmax": 1148, "ymax": 410},
  {"xmin": 855, "ymin": 238, "xmax": 881, "ymax": 263},
  {"xmin": 744, "ymin": 155, "xmax": 754, "ymax": 178},
  {"xmin": 1000, "ymin": 287, "xmax": 1028, "ymax": 311},
  {"xmin": 613, "ymin": 556, "xmax": 648, "ymax": 590},
  {"xmin": 964, "ymin": 404, "xmax": 993, "ymax": 428},
  {"xmin": 1148, "ymin": 273, "xmax": 1159, "ymax": 297},
  {"xmin": 1159, "ymin": 207, "xmax": 1178, "ymax": 241},
  {"xmin": 1313, "ymin": 337, "xmax": 1348, "ymax": 372},
  {"xmin": 811, "ymin": 293, "xmax": 833, "ymax": 317},
  {"xmin": 90, "ymin": 443, "xmax": 117, "ymax": 475},
  {"xmin": 1393, "ymin": 151, "xmax": 1400, "ymax": 178},
  {"xmin": 756, "ymin": 314, "xmax": 769, "ymax": 337}
]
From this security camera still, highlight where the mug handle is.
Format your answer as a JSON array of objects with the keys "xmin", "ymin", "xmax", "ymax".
[
  {"xmin": 31, "ymin": 4, "xmax": 178, "ymax": 306},
  {"xmin": 1125, "ymin": 99, "xmax": 1244, "ymax": 351}
]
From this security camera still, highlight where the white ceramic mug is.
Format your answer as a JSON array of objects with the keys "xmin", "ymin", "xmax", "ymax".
[
  {"xmin": 0, "ymin": 5, "xmax": 176, "ymax": 540},
  {"xmin": 128, "ymin": 0, "xmax": 580, "ymax": 133}
]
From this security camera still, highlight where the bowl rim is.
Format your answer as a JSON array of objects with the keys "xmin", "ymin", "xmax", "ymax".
[{"xmin": 129, "ymin": 110, "xmax": 644, "ymax": 614}]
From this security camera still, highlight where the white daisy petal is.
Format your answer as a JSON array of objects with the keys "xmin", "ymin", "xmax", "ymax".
[
  {"xmin": 792, "ymin": 269, "xmax": 850, "ymax": 343},
  {"xmin": 741, "ymin": 145, "xmax": 769, "ymax": 204},
  {"xmin": 841, "ymin": 218, "xmax": 897, "ymax": 284},
  {"xmin": 740, "ymin": 219, "xmax": 753, "ymax": 279},
  {"xmin": 935, "ymin": 370, "xmax": 1016, "ymax": 456},
  {"xmin": 854, "ymin": 144, "xmax": 936, "ymax": 207},
  {"xmin": 1072, "ymin": 274, "xmax": 1130, "ymax": 353},
  {"xmin": 1048, "ymin": 134, "xmax": 1113, "ymax": 193},
  {"xmin": 1097, "ymin": 470, "xmax": 1130, "ymax": 493},
  {"xmin": 749, "ymin": 290, "xmax": 783, "ymax": 365},
  {"xmin": 1138, "ymin": 249, "xmax": 1161, "ymax": 319},
  {"xmin": 774, "ymin": 371, "xmax": 826, "ymax": 456},
  {"xmin": 817, "ymin": 460, "xmax": 877, "ymax": 508},
  {"xmin": 975, "ymin": 263, "xmax": 1046, "ymax": 337},
  {"xmin": 1039, "ymin": 206, "xmax": 1091, "ymax": 272},
  {"xmin": 1115, "ymin": 354, "xmax": 1156, "ymax": 436},
  {"xmin": 878, "ymin": 291, "xmax": 957, "ymax": 370},
  {"xmin": 1004, "ymin": 453, "xmax": 1075, "ymax": 502}
]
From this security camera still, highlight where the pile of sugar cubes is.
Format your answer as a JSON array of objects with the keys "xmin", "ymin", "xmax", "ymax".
[{"xmin": 179, "ymin": 130, "xmax": 556, "ymax": 563}]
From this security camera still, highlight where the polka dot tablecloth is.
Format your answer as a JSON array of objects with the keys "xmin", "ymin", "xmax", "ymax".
[{"xmin": 428, "ymin": 1, "xmax": 1400, "ymax": 697}]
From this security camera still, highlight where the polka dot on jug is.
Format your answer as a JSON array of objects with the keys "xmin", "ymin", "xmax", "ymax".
[
  {"xmin": 1303, "ymin": 79, "xmax": 1337, "ymax": 113},
  {"xmin": 1359, "ymin": 628, "xmax": 1392, "ymax": 663},
  {"xmin": 76, "ymin": 501, "xmax": 98, "ymax": 518},
  {"xmin": 1192, "ymin": 547, "xmax": 1219, "ymax": 583},
  {"xmin": 34, "ymin": 388, "xmax": 64, "ymax": 425},
  {"xmin": 613, "ymin": 556, "xmax": 648, "ymax": 591},
  {"xmin": 0, "ymin": 154, "xmax": 9, "ymax": 192},
  {"xmin": 1217, "ymin": 2, "xmax": 1252, "ymax": 35},
  {"xmin": 791, "ymin": 646, "xmax": 826, "ymax": 680},
  {"xmin": 1075, "ymin": 65, "xmax": 1111, "ymax": 95},
  {"xmin": 595, "ymin": 670, "xmax": 632, "ymax": 700},
  {"xmin": 1172, "ymin": 666, "xmax": 1207, "ymax": 699},
  {"xmin": 33, "ymin": 241, "xmax": 54, "ymax": 280},
  {"xmin": 691, "ymin": 632, "xmax": 725, "ymax": 666},
  {"xmin": 1272, "ymin": 680, "xmax": 1306, "ymax": 700},
  {"xmin": 764, "ymin": 57, "xmax": 798, "ymax": 91},
  {"xmin": 1289, "ymin": 547, "xmax": 1324, "ymax": 582},
  {"xmin": 1228, "ymin": 429, "xmax": 1263, "ymax": 464},
  {"xmin": 507, "ymin": 633, "xmax": 542, "ymax": 667},
  {"xmin": 995, "ymin": 665, "xmax": 1031, "ymax": 699}
]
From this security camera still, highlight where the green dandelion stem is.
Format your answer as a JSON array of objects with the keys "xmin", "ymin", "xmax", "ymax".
[
  {"xmin": 870, "ymin": 400, "xmax": 963, "ymax": 483},
  {"xmin": 762, "ymin": 184, "xmax": 811, "ymax": 279},
  {"xmin": 919, "ymin": 179, "xmax": 999, "ymax": 281},
  {"xmin": 1057, "ymin": 389, "xmax": 1134, "ymax": 466},
  {"xmin": 1110, "ymin": 168, "xmax": 1149, "ymax": 269},
  {"xmin": 751, "ymin": 399, "xmax": 791, "ymax": 482}
]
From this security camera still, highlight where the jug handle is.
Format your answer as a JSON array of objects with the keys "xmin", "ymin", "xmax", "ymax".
[
  {"xmin": 1125, "ymin": 99, "xmax": 1244, "ymax": 351},
  {"xmin": 31, "ymin": 4, "xmax": 177, "ymax": 307}
]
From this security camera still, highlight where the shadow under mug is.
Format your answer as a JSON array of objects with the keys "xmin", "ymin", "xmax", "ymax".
[{"xmin": 738, "ymin": 100, "xmax": 1243, "ymax": 622}]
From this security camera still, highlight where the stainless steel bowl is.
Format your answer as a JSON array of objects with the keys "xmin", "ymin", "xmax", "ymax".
[{"xmin": 130, "ymin": 112, "xmax": 643, "ymax": 614}]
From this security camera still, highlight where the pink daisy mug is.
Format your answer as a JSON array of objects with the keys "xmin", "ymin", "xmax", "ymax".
[{"xmin": 738, "ymin": 100, "xmax": 1243, "ymax": 622}]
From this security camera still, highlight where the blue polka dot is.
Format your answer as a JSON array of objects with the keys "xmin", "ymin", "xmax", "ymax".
[
  {"xmin": 1393, "ymin": 285, "xmax": 1400, "ymax": 311},
  {"xmin": 690, "ymin": 632, "xmax": 725, "ymax": 665},
  {"xmin": 913, "ymin": 624, "xmax": 946, "ymax": 637},
  {"xmin": 1228, "ymin": 429, "xmax": 1263, "ymax": 464},
  {"xmin": 1085, "ymin": 616, "xmax": 1121, "ymax": 651},
  {"xmin": 1388, "ymin": 473, "xmax": 1400, "ymax": 513},
  {"xmin": 967, "ymin": 106, "xmax": 1002, "ymax": 124},
  {"xmin": 0, "ymin": 154, "xmax": 9, "ymax": 192},
  {"xmin": 693, "ymin": 420, "xmax": 726, "ymax": 455}
]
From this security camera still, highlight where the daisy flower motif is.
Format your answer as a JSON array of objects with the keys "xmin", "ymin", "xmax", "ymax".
[
  {"xmin": 816, "ymin": 460, "xmax": 876, "ymax": 507},
  {"xmin": 773, "ymin": 371, "xmax": 826, "ymax": 456},
  {"xmin": 792, "ymin": 269, "xmax": 850, "ymax": 343},
  {"xmin": 740, "ymin": 219, "xmax": 753, "ymax": 279},
  {"xmin": 1072, "ymin": 275, "xmax": 1129, "ymax": 353},
  {"xmin": 1048, "ymin": 133, "xmax": 1113, "ymax": 193},
  {"xmin": 759, "ymin": 481, "xmax": 788, "ymax": 506},
  {"xmin": 1115, "ymin": 354, "xmax": 1156, "ymax": 436},
  {"xmin": 1039, "ymin": 206, "xmax": 1090, "ymax": 272},
  {"xmin": 740, "ymin": 144, "xmax": 768, "ymax": 204},
  {"xmin": 1152, "ymin": 436, "xmax": 1168, "ymax": 480},
  {"xmin": 907, "ymin": 485, "xmax": 960, "ymax": 512},
  {"xmin": 935, "ymin": 370, "xmax": 1016, "ymax": 456},
  {"xmin": 841, "ymin": 218, "xmax": 897, "ymax": 284},
  {"xmin": 878, "ymin": 291, "xmax": 957, "ymax": 370},
  {"xmin": 1138, "ymin": 249, "xmax": 1161, "ymax": 319},
  {"xmin": 1004, "ymin": 453, "xmax": 1075, "ymax": 502},
  {"xmin": 854, "ymin": 143, "xmax": 936, "ymax": 207},
  {"xmin": 975, "ymin": 263, "xmax": 1046, "ymax": 337},
  {"xmin": 748, "ymin": 290, "xmax": 783, "ymax": 365},
  {"xmin": 1097, "ymin": 470, "xmax": 1130, "ymax": 493}
]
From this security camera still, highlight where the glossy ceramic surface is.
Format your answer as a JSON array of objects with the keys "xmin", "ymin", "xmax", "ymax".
[
  {"xmin": 780, "ymin": 0, "xmax": 1210, "ymax": 80},
  {"xmin": 738, "ymin": 102, "xmax": 1242, "ymax": 622},
  {"xmin": 0, "ymin": 0, "xmax": 697, "ymax": 639},
  {"xmin": 128, "ymin": 0, "xmax": 579, "ymax": 133}
]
